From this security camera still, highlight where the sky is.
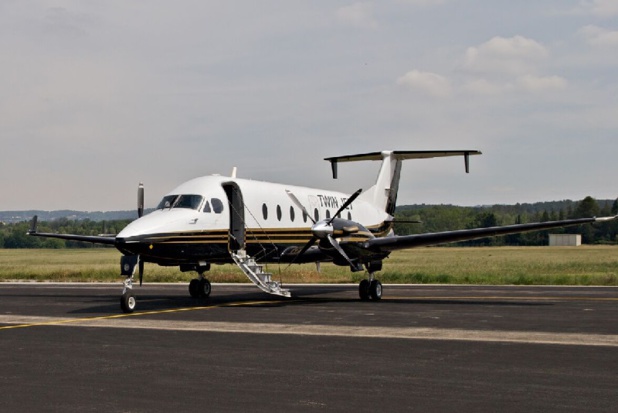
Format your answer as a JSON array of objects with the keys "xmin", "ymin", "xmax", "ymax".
[{"xmin": 1, "ymin": 0, "xmax": 617, "ymax": 211}]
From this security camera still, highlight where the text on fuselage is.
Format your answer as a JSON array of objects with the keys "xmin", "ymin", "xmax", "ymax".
[{"xmin": 316, "ymin": 195, "xmax": 353, "ymax": 210}]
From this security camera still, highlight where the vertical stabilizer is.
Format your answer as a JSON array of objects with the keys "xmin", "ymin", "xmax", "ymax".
[{"xmin": 325, "ymin": 150, "xmax": 481, "ymax": 215}]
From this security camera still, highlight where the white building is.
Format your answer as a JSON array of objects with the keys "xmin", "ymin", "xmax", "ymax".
[{"xmin": 549, "ymin": 234, "xmax": 582, "ymax": 246}]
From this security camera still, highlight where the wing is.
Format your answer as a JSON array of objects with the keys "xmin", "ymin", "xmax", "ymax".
[
  {"xmin": 366, "ymin": 216, "xmax": 617, "ymax": 251},
  {"xmin": 27, "ymin": 215, "xmax": 117, "ymax": 245}
]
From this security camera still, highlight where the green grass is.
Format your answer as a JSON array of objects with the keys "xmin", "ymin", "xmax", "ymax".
[{"xmin": 1, "ymin": 246, "xmax": 617, "ymax": 285}]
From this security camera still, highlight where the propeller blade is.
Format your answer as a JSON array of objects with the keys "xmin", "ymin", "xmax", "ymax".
[
  {"xmin": 328, "ymin": 188, "xmax": 362, "ymax": 225},
  {"xmin": 137, "ymin": 183, "xmax": 144, "ymax": 218},
  {"xmin": 326, "ymin": 234, "xmax": 356, "ymax": 268},
  {"xmin": 138, "ymin": 258, "xmax": 144, "ymax": 286},
  {"xmin": 284, "ymin": 236, "xmax": 318, "ymax": 270},
  {"xmin": 286, "ymin": 190, "xmax": 315, "ymax": 224}
]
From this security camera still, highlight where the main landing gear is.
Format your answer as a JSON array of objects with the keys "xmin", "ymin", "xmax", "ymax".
[
  {"xmin": 189, "ymin": 273, "xmax": 211, "ymax": 299},
  {"xmin": 359, "ymin": 276, "xmax": 382, "ymax": 301},
  {"xmin": 359, "ymin": 261, "xmax": 383, "ymax": 301},
  {"xmin": 185, "ymin": 263, "xmax": 212, "ymax": 299}
]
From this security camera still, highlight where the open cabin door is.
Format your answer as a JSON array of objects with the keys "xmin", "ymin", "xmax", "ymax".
[{"xmin": 222, "ymin": 182, "xmax": 245, "ymax": 252}]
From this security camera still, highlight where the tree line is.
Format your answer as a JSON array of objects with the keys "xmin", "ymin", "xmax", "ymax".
[
  {"xmin": 1, "ymin": 197, "xmax": 616, "ymax": 248},
  {"xmin": 393, "ymin": 196, "xmax": 618, "ymax": 246},
  {"xmin": 0, "ymin": 218, "xmax": 131, "ymax": 249}
]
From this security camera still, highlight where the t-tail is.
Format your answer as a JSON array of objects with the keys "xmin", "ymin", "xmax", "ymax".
[{"xmin": 325, "ymin": 150, "xmax": 482, "ymax": 215}]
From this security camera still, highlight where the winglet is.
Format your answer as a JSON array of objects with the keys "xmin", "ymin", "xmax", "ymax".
[{"xmin": 28, "ymin": 215, "xmax": 38, "ymax": 235}]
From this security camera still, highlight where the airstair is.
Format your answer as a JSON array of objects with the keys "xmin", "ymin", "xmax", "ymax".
[{"xmin": 231, "ymin": 250, "xmax": 291, "ymax": 298}]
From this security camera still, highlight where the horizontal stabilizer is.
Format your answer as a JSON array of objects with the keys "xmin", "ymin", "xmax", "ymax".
[{"xmin": 325, "ymin": 150, "xmax": 482, "ymax": 178}]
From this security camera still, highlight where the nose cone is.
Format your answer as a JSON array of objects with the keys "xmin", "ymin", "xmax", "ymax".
[
  {"xmin": 311, "ymin": 220, "xmax": 334, "ymax": 238},
  {"xmin": 117, "ymin": 209, "xmax": 196, "ymax": 240}
]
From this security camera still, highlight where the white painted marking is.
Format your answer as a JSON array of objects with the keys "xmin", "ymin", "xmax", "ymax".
[{"xmin": 1, "ymin": 315, "xmax": 617, "ymax": 347}]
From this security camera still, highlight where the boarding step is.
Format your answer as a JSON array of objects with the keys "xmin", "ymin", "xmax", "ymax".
[{"xmin": 231, "ymin": 250, "xmax": 291, "ymax": 298}]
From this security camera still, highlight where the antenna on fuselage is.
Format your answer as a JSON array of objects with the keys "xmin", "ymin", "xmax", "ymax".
[{"xmin": 231, "ymin": 167, "xmax": 237, "ymax": 178}]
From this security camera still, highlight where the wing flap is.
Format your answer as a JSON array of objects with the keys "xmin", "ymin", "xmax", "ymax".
[{"xmin": 367, "ymin": 216, "xmax": 614, "ymax": 250}]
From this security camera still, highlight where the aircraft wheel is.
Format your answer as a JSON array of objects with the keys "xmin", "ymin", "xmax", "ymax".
[
  {"xmin": 120, "ymin": 291, "xmax": 136, "ymax": 313},
  {"xmin": 189, "ymin": 279, "xmax": 200, "ymax": 298},
  {"xmin": 199, "ymin": 278, "xmax": 211, "ymax": 298},
  {"xmin": 359, "ymin": 279, "xmax": 370, "ymax": 301},
  {"xmin": 369, "ymin": 280, "xmax": 382, "ymax": 301}
]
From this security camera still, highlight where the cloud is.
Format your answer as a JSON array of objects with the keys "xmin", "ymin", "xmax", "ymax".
[
  {"xmin": 396, "ymin": 70, "xmax": 451, "ymax": 97},
  {"xmin": 577, "ymin": 0, "xmax": 618, "ymax": 17},
  {"xmin": 517, "ymin": 75, "xmax": 567, "ymax": 92},
  {"xmin": 579, "ymin": 25, "xmax": 618, "ymax": 46},
  {"xmin": 465, "ymin": 35, "xmax": 548, "ymax": 76},
  {"xmin": 336, "ymin": 2, "xmax": 378, "ymax": 29}
]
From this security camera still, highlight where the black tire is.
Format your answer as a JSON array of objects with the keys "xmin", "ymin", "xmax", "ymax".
[
  {"xmin": 359, "ymin": 279, "xmax": 370, "ymax": 301},
  {"xmin": 189, "ymin": 279, "xmax": 200, "ymax": 298},
  {"xmin": 120, "ymin": 291, "xmax": 136, "ymax": 313},
  {"xmin": 369, "ymin": 280, "xmax": 382, "ymax": 301},
  {"xmin": 199, "ymin": 278, "xmax": 211, "ymax": 298}
]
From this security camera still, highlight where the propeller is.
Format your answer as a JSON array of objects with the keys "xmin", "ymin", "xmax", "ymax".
[
  {"xmin": 139, "ymin": 259, "xmax": 144, "ymax": 286},
  {"xmin": 285, "ymin": 188, "xmax": 363, "ymax": 268},
  {"xmin": 137, "ymin": 182, "xmax": 144, "ymax": 218},
  {"xmin": 137, "ymin": 182, "xmax": 145, "ymax": 285}
]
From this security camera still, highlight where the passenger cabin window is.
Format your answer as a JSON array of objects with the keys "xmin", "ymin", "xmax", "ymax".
[
  {"xmin": 325, "ymin": 210, "xmax": 331, "ymax": 219},
  {"xmin": 262, "ymin": 204, "xmax": 268, "ymax": 220},
  {"xmin": 156, "ymin": 194, "xmax": 203, "ymax": 210},
  {"xmin": 211, "ymin": 198, "xmax": 224, "ymax": 214},
  {"xmin": 277, "ymin": 205, "xmax": 282, "ymax": 221},
  {"xmin": 290, "ymin": 206, "xmax": 295, "ymax": 222},
  {"xmin": 314, "ymin": 208, "xmax": 319, "ymax": 222}
]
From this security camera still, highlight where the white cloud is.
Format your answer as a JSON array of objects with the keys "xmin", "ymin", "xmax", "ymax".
[
  {"xmin": 336, "ymin": 2, "xmax": 378, "ymax": 29},
  {"xmin": 578, "ymin": 0, "xmax": 618, "ymax": 17},
  {"xmin": 465, "ymin": 35, "xmax": 548, "ymax": 75},
  {"xmin": 396, "ymin": 70, "xmax": 451, "ymax": 97},
  {"xmin": 579, "ymin": 25, "xmax": 618, "ymax": 46},
  {"xmin": 517, "ymin": 75, "xmax": 567, "ymax": 92}
]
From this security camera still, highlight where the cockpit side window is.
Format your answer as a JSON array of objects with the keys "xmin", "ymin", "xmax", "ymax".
[
  {"xmin": 203, "ymin": 200, "xmax": 212, "ymax": 213},
  {"xmin": 211, "ymin": 198, "xmax": 224, "ymax": 214}
]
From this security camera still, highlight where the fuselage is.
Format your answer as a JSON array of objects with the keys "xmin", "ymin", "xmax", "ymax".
[{"xmin": 115, "ymin": 175, "xmax": 392, "ymax": 266}]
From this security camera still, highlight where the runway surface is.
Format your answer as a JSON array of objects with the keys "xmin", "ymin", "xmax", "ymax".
[{"xmin": 1, "ymin": 283, "xmax": 617, "ymax": 412}]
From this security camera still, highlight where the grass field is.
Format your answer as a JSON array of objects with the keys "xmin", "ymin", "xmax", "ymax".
[{"xmin": 1, "ymin": 246, "xmax": 617, "ymax": 285}]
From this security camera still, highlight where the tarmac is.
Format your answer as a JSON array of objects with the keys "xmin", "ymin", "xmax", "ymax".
[{"xmin": 1, "ymin": 282, "xmax": 617, "ymax": 412}]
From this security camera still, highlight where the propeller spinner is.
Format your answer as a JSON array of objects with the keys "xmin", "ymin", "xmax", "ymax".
[{"xmin": 285, "ymin": 188, "xmax": 363, "ymax": 268}]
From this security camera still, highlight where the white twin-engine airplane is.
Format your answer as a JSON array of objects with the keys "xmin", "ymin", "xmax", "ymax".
[{"xmin": 28, "ymin": 150, "xmax": 617, "ymax": 313}]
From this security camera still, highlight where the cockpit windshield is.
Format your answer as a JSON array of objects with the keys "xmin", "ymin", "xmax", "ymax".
[{"xmin": 156, "ymin": 194, "xmax": 204, "ymax": 210}]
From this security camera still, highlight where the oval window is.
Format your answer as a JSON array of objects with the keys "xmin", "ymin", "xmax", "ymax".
[
  {"xmin": 290, "ymin": 206, "xmax": 295, "ymax": 222},
  {"xmin": 325, "ymin": 210, "xmax": 331, "ymax": 219},
  {"xmin": 277, "ymin": 205, "xmax": 282, "ymax": 221},
  {"xmin": 262, "ymin": 203, "xmax": 268, "ymax": 220},
  {"xmin": 314, "ymin": 208, "xmax": 319, "ymax": 222}
]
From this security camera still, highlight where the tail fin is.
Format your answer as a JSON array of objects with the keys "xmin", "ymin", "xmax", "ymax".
[{"xmin": 325, "ymin": 150, "xmax": 481, "ymax": 215}]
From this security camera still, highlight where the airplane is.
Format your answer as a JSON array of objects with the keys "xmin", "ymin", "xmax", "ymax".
[{"xmin": 28, "ymin": 150, "xmax": 618, "ymax": 313}]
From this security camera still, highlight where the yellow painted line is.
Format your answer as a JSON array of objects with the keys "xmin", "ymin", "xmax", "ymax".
[
  {"xmin": 0, "ymin": 299, "xmax": 291, "ymax": 331},
  {"xmin": 385, "ymin": 296, "xmax": 618, "ymax": 301}
]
